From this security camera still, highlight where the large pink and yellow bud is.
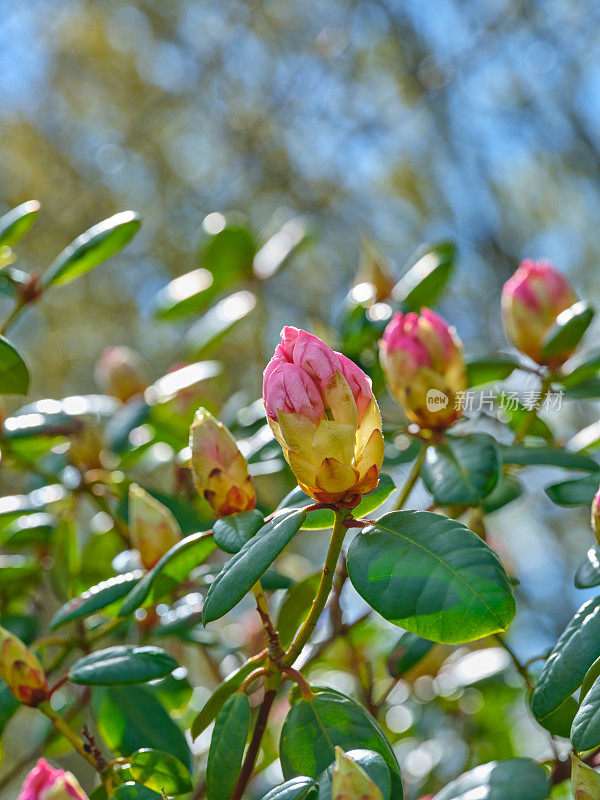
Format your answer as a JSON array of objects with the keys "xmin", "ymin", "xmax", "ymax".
[
  {"xmin": 592, "ymin": 484, "xmax": 600, "ymax": 545},
  {"xmin": 571, "ymin": 754, "xmax": 600, "ymax": 800},
  {"xmin": 0, "ymin": 627, "xmax": 49, "ymax": 707},
  {"xmin": 129, "ymin": 484, "xmax": 182, "ymax": 569},
  {"xmin": 379, "ymin": 308, "xmax": 466, "ymax": 431},
  {"xmin": 263, "ymin": 327, "xmax": 384, "ymax": 508},
  {"xmin": 17, "ymin": 758, "xmax": 88, "ymax": 800},
  {"xmin": 190, "ymin": 408, "xmax": 256, "ymax": 517},
  {"xmin": 502, "ymin": 259, "xmax": 578, "ymax": 365}
]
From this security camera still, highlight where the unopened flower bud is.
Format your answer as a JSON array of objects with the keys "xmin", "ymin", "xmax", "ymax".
[
  {"xmin": 379, "ymin": 308, "xmax": 466, "ymax": 430},
  {"xmin": 263, "ymin": 327, "xmax": 384, "ymax": 508},
  {"xmin": 502, "ymin": 259, "xmax": 578, "ymax": 366},
  {"xmin": 94, "ymin": 346, "xmax": 149, "ymax": 403},
  {"xmin": 331, "ymin": 748, "xmax": 384, "ymax": 800},
  {"xmin": 17, "ymin": 758, "xmax": 88, "ymax": 800},
  {"xmin": 190, "ymin": 408, "xmax": 256, "ymax": 517},
  {"xmin": 571, "ymin": 753, "xmax": 600, "ymax": 800},
  {"xmin": 0, "ymin": 626, "xmax": 48, "ymax": 707},
  {"xmin": 129, "ymin": 484, "xmax": 182, "ymax": 569},
  {"xmin": 592, "ymin": 484, "xmax": 600, "ymax": 544}
]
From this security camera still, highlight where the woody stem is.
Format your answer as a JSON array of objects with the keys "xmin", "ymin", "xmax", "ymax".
[
  {"xmin": 393, "ymin": 441, "xmax": 427, "ymax": 511},
  {"xmin": 39, "ymin": 702, "xmax": 101, "ymax": 771}
]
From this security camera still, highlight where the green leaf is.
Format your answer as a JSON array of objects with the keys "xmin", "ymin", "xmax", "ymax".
[
  {"xmin": 51, "ymin": 519, "xmax": 78, "ymax": 601},
  {"xmin": 0, "ymin": 336, "xmax": 30, "ymax": 395},
  {"xmin": 347, "ymin": 511, "xmax": 515, "ymax": 644},
  {"xmin": 0, "ymin": 679, "xmax": 20, "ymax": 735},
  {"xmin": 93, "ymin": 684, "xmax": 191, "ymax": 769},
  {"xmin": 387, "ymin": 632, "xmax": 435, "ymax": 678},
  {"xmin": 202, "ymin": 508, "xmax": 306, "ymax": 625},
  {"xmin": 213, "ymin": 509, "xmax": 265, "ymax": 554},
  {"xmin": 253, "ymin": 216, "xmax": 310, "ymax": 280},
  {"xmin": 500, "ymin": 445, "xmax": 598, "ymax": 471},
  {"xmin": 277, "ymin": 573, "xmax": 321, "ymax": 648},
  {"xmin": 0, "ymin": 200, "xmax": 40, "ymax": 247},
  {"xmin": 119, "ymin": 531, "xmax": 214, "ymax": 616},
  {"xmin": 50, "ymin": 571, "xmax": 143, "ymax": 630},
  {"xmin": 43, "ymin": 210, "xmax": 141, "ymax": 288},
  {"xmin": 69, "ymin": 645, "xmax": 177, "ymax": 685},
  {"xmin": 127, "ymin": 748, "xmax": 192, "ymax": 795},
  {"xmin": 185, "ymin": 290, "xmax": 256, "ymax": 356},
  {"xmin": 2, "ymin": 513, "xmax": 56, "ymax": 548},
  {"xmin": 531, "ymin": 595, "xmax": 600, "ymax": 722},
  {"xmin": 422, "ymin": 434, "xmax": 501, "ymax": 506},
  {"xmin": 207, "ymin": 693, "xmax": 251, "ymax": 800},
  {"xmin": 0, "ymin": 555, "xmax": 40, "ymax": 596},
  {"xmin": 545, "ymin": 473, "xmax": 599, "ymax": 506},
  {"xmin": 279, "ymin": 687, "xmax": 403, "ymax": 800},
  {"xmin": 152, "ymin": 268, "xmax": 216, "ymax": 321},
  {"xmin": 432, "ymin": 759, "xmax": 549, "ymax": 800},
  {"xmin": 261, "ymin": 777, "xmax": 318, "ymax": 800},
  {"xmin": 111, "ymin": 783, "xmax": 162, "ymax": 800},
  {"xmin": 541, "ymin": 301, "xmax": 594, "ymax": 360},
  {"xmin": 318, "ymin": 749, "xmax": 391, "ymax": 800},
  {"xmin": 481, "ymin": 476, "xmax": 523, "ymax": 514},
  {"xmin": 466, "ymin": 355, "xmax": 519, "ymax": 387},
  {"xmin": 575, "ymin": 546, "xmax": 600, "ymax": 589},
  {"xmin": 502, "ymin": 403, "xmax": 553, "ymax": 443},
  {"xmin": 571, "ymin": 675, "xmax": 600, "ymax": 751},
  {"xmin": 562, "ymin": 378, "xmax": 600, "ymax": 399},
  {"xmin": 560, "ymin": 349, "xmax": 600, "ymax": 387},
  {"xmin": 191, "ymin": 657, "xmax": 261, "ymax": 740},
  {"xmin": 580, "ymin": 656, "xmax": 600, "ymax": 702},
  {"xmin": 393, "ymin": 241, "xmax": 455, "ymax": 311},
  {"xmin": 536, "ymin": 695, "xmax": 578, "ymax": 738},
  {"xmin": 202, "ymin": 223, "xmax": 257, "ymax": 288}
]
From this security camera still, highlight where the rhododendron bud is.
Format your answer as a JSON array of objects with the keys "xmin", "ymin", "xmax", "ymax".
[
  {"xmin": 331, "ymin": 748, "xmax": 384, "ymax": 800},
  {"xmin": 592, "ymin": 484, "xmax": 600, "ymax": 544},
  {"xmin": 502, "ymin": 259, "xmax": 578, "ymax": 365},
  {"xmin": 571, "ymin": 753, "xmax": 600, "ymax": 800},
  {"xmin": 190, "ymin": 408, "xmax": 256, "ymax": 517},
  {"xmin": 94, "ymin": 345, "xmax": 149, "ymax": 403},
  {"xmin": 263, "ymin": 327, "xmax": 384, "ymax": 507},
  {"xmin": 17, "ymin": 758, "xmax": 88, "ymax": 800},
  {"xmin": 379, "ymin": 308, "xmax": 466, "ymax": 431},
  {"xmin": 0, "ymin": 626, "xmax": 48, "ymax": 706},
  {"xmin": 129, "ymin": 484, "xmax": 182, "ymax": 569}
]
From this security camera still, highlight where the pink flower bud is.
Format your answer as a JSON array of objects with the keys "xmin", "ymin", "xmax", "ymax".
[
  {"xmin": 571, "ymin": 753, "xmax": 600, "ymax": 800},
  {"xmin": 502, "ymin": 259, "xmax": 578, "ymax": 365},
  {"xmin": 379, "ymin": 308, "xmax": 466, "ymax": 430},
  {"xmin": 0, "ymin": 626, "xmax": 48, "ymax": 707},
  {"xmin": 263, "ymin": 327, "xmax": 384, "ymax": 507},
  {"xmin": 94, "ymin": 346, "xmax": 149, "ymax": 403},
  {"xmin": 592, "ymin": 484, "xmax": 600, "ymax": 544},
  {"xmin": 17, "ymin": 758, "xmax": 88, "ymax": 800}
]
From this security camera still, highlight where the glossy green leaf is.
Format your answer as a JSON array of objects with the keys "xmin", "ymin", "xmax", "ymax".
[
  {"xmin": 481, "ymin": 476, "xmax": 523, "ymax": 514},
  {"xmin": 393, "ymin": 241, "xmax": 455, "ymax": 310},
  {"xmin": 186, "ymin": 290, "xmax": 256, "ymax": 356},
  {"xmin": 545, "ymin": 473, "xmax": 599, "ymax": 506},
  {"xmin": 111, "ymin": 783, "xmax": 162, "ymax": 800},
  {"xmin": 207, "ymin": 693, "xmax": 251, "ymax": 800},
  {"xmin": 202, "ymin": 508, "xmax": 306, "ymax": 625},
  {"xmin": 432, "ymin": 759, "xmax": 549, "ymax": 800},
  {"xmin": 93, "ymin": 684, "xmax": 191, "ymax": 768},
  {"xmin": 253, "ymin": 216, "xmax": 310, "ymax": 280},
  {"xmin": 152, "ymin": 268, "xmax": 216, "ymax": 320},
  {"xmin": 0, "ymin": 336, "xmax": 30, "ymax": 395},
  {"xmin": 2, "ymin": 512, "xmax": 56, "ymax": 548},
  {"xmin": 149, "ymin": 595, "xmax": 203, "ymax": 638},
  {"xmin": 537, "ymin": 694, "xmax": 578, "ymax": 738},
  {"xmin": 0, "ymin": 200, "xmax": 40, "ymax": 247},
  {"xmin": 575, "ymin": 545, "xmax": 600, "ymax": 589},
  {"xmin": 191, "ymin": 657, "xmax": 262, "ymax": 739},
  {"xmin": 571, "ymin": 675, "xmax": 600, "ymax": 751},
  {"xmin": 279, "ymin": 687, "xmax": 403, "ymax": 799},
  {"xmin": 318, "ymin": 749, "xmax": 391, "ymax": 800},
  {"xmin": 347, "ymin": 511, "xmax": 515, "ymax": 643},
  {"xmin": 213, "ymin": 509, "xmax": 264, "ymax": 554},
  {"xmin": 500, "ymin": 445, "xmax": 598, "ymax": 471},
  {"xmin": 261, "ymin": 777, "xmax": 318, "ymax": 800},
  {"xmin": 422, "ymin": 434, "xmax": 501, "ymax": 506},
  {"xmin": 50, "ymin": 571, "xmax": 143, "ymax": 630},
  {"xmin": 562, "ymin": 378, "xmax": 600, "ymax": 399},
  {"xmin": 502, "ymin": 403, "xmax": 553, "ymax": 443},
  {"xmin": 560, "ymin": 349, "xmax": 600, "ymax": 387},
  {"xmin": 580, "ymin": 655, "xmax": 600, "ymax": 702},
  {"xmin": 531, "ymin": 595, "xmax": 600, "ymax": 722},
  {"xmin": 466, "ymin": 355, "xmax": 519, "ymax": 387},
  {"xmin": 127, "ymin": 748, "xmax": 192, "ymax": 795},
  {"xmin": 119, "ymin": 531, "xmax": 214, "ymax": 616},
  {"xmin": 0, "ymin": 679, "xmax": 20, "ymax": 736},
  {"xmin": 387, "ymin": 632, "xmax": 435, "ymax": 678},
  {"xmin": 0, "ymin": 614, "xmax": 38, "ymax": 644},
  {"xmin": 277, "ymin": 573, "xmax": 321, "ymax": 648},
  {"xmin": 69, "ymin": 645, "xmax": 177, "ymax": 685},
  {"xmin": 202, "ymin": 223, "xmax": 256, "ymax": 288},
  {"xmin": 43, "ymin": 210, "xmax": 141, "ymax": 288},
  {"xmin": 541, "ymin": 301, "xmax": 594, "ymax": 360}
]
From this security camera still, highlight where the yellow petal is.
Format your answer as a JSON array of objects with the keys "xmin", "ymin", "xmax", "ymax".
[
  {"xmin": 278, "ymin": 411, "xmax": 319, "ymax": 462},
  {"xmin": 315, "ymin": 458, "xmax": 357, "ymax": 493},
  {"xmin": 323, "ymin": 371, "xmax": 358, "ymax": 427},
  {"xmin": 356, "ymin": 396, "xmax": 382, "ymax": 456},
  {"xmin": 288, "ymin": 450, "xmax": 319, "ymax": 488},
  {"xmin": 356, "ymin": 428, "xmax": 385, "ymax": 478},
  {"xmin": 312, "ymin": 419, "xmax": 356, "ymax": 466}
]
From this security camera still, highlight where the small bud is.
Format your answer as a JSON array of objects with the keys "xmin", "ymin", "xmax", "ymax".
[
  {"xmin": 94, "ymin": 345, "xmax": 149, "ymax": 403},
  {"xmin": 571, "ymin": 753, "xmax": 600, "ymax": 800},
  {"xmin": 17, "ymin": 758, "xmax": 88, "ymax": 800},
  {"xmin": 355, "ymin": 240, "xmax": 396, "ymax": 302},
  {"xmin": 331, "ymin": 747, "xmax": 384, "ymax": 800},
  {"xmin": 379, "ymin": 308, "xmax": 466, "ymax": 431},
  {"xmin": 129, "ymin": 484, "xmax": 182, "ymax": 569},
  {"xmin": 190, "ymin": 408, "xmax": 256, "ymax": 517},
  {"xmin": 502, "ymin": 259, "xmax": 578, "ymax": 366},
  {"xmin": 592, "ymin": 484, "xmax": 600, "ymax": 544},
  {"xmin": 263, "ymin": 327, "xmax": 384, "ymax": 508},
  {"xmin": 0, "ymin": 626, "xmax": 48, "ymax": 707}
]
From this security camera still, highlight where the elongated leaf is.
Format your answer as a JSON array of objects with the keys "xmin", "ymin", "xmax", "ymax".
[
  {"xmin": 279, "ymin": 687, "xmax": 403, "ymax": 799},
  {"xmin": 531, "ymin": 595, "xmax": 600, "ymax": 721},
  {"xmin": 93, "ymin": 684, "xmax": 191, "ymax": 768},
  {"xmin": 213, "ymin": 509, "xmax": 264, "ymax": 554},
  {"xmin": 112, "ymin": 785, "xmax": 162, "ymax": 800},
  {"xmin": 422, "ymin": 434, "xmax": 501, "ymax": 506},
  {"xmin": 560, "ymin": 349, "xmax": 600, "ymax": 387},
  {"xmin": 203, "ymin": 508, "xmax": 306, "ymax": 625},
  {"xmin": 387, "ymin": 632, "xmax": 435, "ymax": 678},
  {"xmin": 392, "ymin": 241, "xmax": 455, "ymax": 310},
  {"xmin": 120, "ymin": 531, "xmax": 214, "ymax": 616},
  {"xmin": 466, "ymin": 355, "xmax": 519, "ymax": 387},
  {"xmin": 277, "ymin": 573, "xmax": 321, "ymax": 648},
  {"xmin": 432, "ymin": 759, "xmax": 549, "ymax": 800},
  {"xmin": 152, "ymin": 268, "xmax": 216, "ymax": 320},
  {"xmin": 207, "ymin": 693, "xmax": 251, "ymax": 800},
  {"xmin": 347, "ymin": 511, "xmax": 515, "ymax": 644},
  {"xmin": 562, "ymin": 378, "xmax": 600, "ymax": 399},
  {"xmin": 0, "ymin": 336, "xmax": 30, "ymax": 395},
  {"xmin": 575, "ymin": 545, "xmax": 600, "ymax": 589},
  {"xmin": 127, "ymin": 748, "xmax": 192, "ymax": 795},
  {"xmin": 481, "ymin": 476, "xmax": 523, "ymax": 514},
  {"xmin": 500, "ymin": 445, "xmax": 598, "ymax": 471},
  {"xmin": 541, "ymin": 301, "xmax": 594, "ymax": 360},
  {"xmin": 571, "ymin": 675, "xmax": 600, "ymax": 751},
  {"xmin": 3, "ymin": 513, "xmax": 56, "ymax": 548},
  {"xmin": 43, "ymin": 211, "xmax": 141, "ymax": 288},
  {"xmin": 186, "ymin": 290, "xmax": 256, "ymax": 356},
  {"xmin": 50, "ymin": 571, "xmax": 142, "ymax": 630},
  {"xmin": 0, "ymin": 200, "xmax": 40, "ymax": 247},
  {"xmin": 545, "ymin": 473, "xmax": 599, "ymax": 506},
  {"xmin": 318, "ymin": 749, "xmax": 391, "ymax": 800},
  {"xmin": 261, "ymin": 777, "xmax": 318, "ymax": 800},
  {"xmin": 70, "ymin": 645, "xmax": 177, "ymax": 685}
]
